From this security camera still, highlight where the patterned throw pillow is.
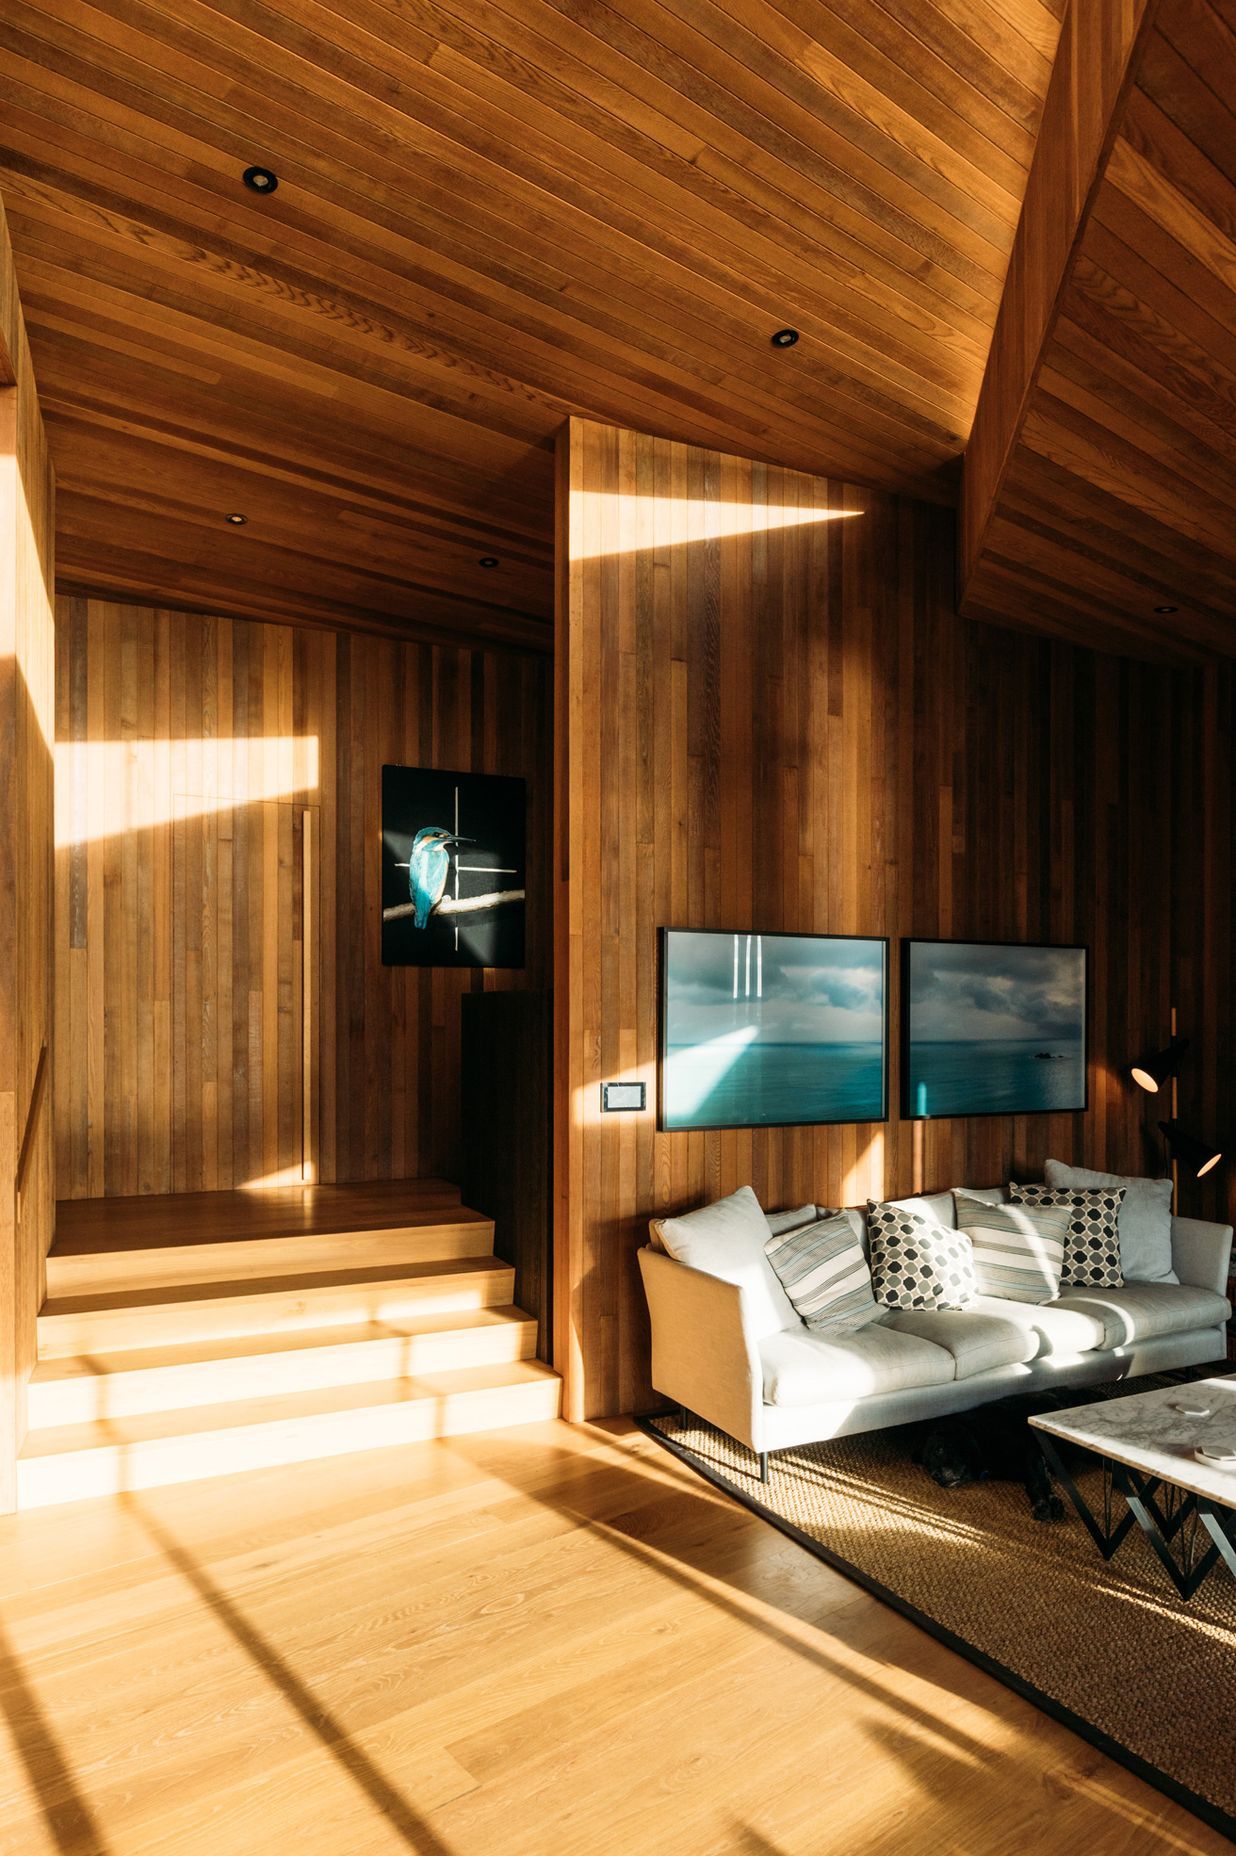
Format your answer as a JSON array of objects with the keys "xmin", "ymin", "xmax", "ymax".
[
  {"xmin": 764, "ymin": 1211, "xmax": 881, "ymax": 1334},
  {"xmin": 953, "ymin": 1190, "xmax": 1068, "ymax": 1304},
  {"xmin": 866, "ymin": 1201, "xmax": 977, "ymax": 1311},
  {"xmin": 1009, "ymin": 1183, "xmax": 1125, "ymax": 1288}
]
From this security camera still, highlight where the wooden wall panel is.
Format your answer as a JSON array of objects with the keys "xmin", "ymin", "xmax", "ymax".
[
  {"xmin": 556, "ymin": 417, "xmax": 1235, "ymax": 1421},
  {"xmin": 55, "ymin": 599, "xmax": 549, "ymax": 1200},
  {"xmin": 0, "ymin": 193, "xmax": 55, "ymax": 1510}
]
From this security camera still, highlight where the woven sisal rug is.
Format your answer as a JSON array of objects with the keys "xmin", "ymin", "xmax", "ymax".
[{"xmin": 642, "ymin": 1381, "xmax": 1236, "ymax": 1841}]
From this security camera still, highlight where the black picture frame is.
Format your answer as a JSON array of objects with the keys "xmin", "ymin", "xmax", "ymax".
[
  {"xmin": 657, "ymin": 927, "xmax": 890, "ymax": 1133},
  {"xmin": 381, "ymin": 765, "xmax": 526, "ymax": 969},
  {"xmin": 900, "ymin": 937, "xmax": 1090, "ymax": 1121}
]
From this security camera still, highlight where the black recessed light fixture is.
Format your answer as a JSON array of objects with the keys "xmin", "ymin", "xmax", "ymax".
[
  {"xmin": 478, "ymin": 555, "xmax": 499, "ymax": 568},
  {"xmin": 226, "ymin": 512, "xmax": 248, "ymax": 526},
  {"xmin": 242, "ymin": 165, "xmax": 279, "ymax": 195},
  {"xmin": 1154, "ymin": 604, "xmax": 1178, "ymax": 614},
  {"xmin": 770, "ymin": 327, "xmax": 800, "ymax": 348}
]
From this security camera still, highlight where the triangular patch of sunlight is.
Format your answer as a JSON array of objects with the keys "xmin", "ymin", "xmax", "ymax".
[
  {"xmin": 55, "ymin": 737, "xmax": 320, "ymax": 847},
  {"xmin": 570, "ymin": 489, "xmax": 861, "ymax": 560},
  {"xmin": 664, "ymin": 1025, "xmax": 760, "ymax": 1121}
]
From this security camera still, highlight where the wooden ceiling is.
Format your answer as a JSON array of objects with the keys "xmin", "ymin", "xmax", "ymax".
[
  {"xmin": 961, "ymin": 0, "xmax": 1236, "ymax": 662},
  {"xmin": 0, "ymin": 0, "xmax": 1066, "ymax": 649}
]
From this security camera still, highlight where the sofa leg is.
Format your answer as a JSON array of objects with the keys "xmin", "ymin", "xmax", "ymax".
[
  {"xmin": 677, "ymin": 1404, "xmax": 689, "ymax": 1429},
  {"xmin": 758, "ymin": 1451, "xmax": 769, "ymax": 1484}
]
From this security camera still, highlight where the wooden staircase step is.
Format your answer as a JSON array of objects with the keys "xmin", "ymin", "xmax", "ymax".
[
  {"xmin": 16, "ymin": 1361, "xmax": 564, "ymax": 1508},
  {"xmin": 37, "ymin": 1257, "xmax": 517, "ymax": 1357},
  {"xmin": 27, "ymin": 1306, "xmax": 539, "ymax": 1427},
  {"xmin": 46, "ymin": 1212, "xmax": 497, "ymax": 1298},
  {"xmin": 52, "ymin": 1180, "xmax": 464, "ymax": 1254}
]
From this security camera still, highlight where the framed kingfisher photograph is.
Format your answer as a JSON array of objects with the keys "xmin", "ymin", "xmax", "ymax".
[
  {"xmin": 381, "ymin": 766, "xmax": 526, "ymax": 968},
  {"xmin": 657, "ymin": 928, "xmax": 889, "ymax": 1132}
]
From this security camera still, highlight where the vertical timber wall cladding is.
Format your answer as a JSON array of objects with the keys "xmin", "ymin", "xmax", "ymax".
[
  {"xmin": 0, "ymin": 196, "xmax": 55, "ymax": 1510},
  {"xmin": 55, "ymin": 599, "xmax": 550, "ymax": 1198},
  {"xmin": 556, "ymin": 418, "xmax": 1235, "ymax": 1422}
]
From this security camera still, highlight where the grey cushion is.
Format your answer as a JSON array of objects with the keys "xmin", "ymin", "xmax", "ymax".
[
  {"xmin": 1055, "ymin": 1281, "xmax": 1230, "ymax": 1350},
  {"xmin": 1044, "ymin": 1159, "xmax": 1177, "ymax": 1284},
  {"xmin": 765, "ymin": 1204, "xmax": 819, "ymax": 1238},
  {"xmin": 765, "ymin": 1213, "xmax": 881, "ymax": 1334},
  {"xmin": 760, "ymin": 1321, "xmax": 954, "ymax": 1407},
  {"xmin": 965, "ymin": 1294, "xmax": 1107, "ymax": 1359},
  {"xmin": 651, "ymin": 1186, "xmax": 799, "ymax": 1340},
  {"xmin": 882, "ymin": 1306, "xmax": 1037, "ymax": 1377}
]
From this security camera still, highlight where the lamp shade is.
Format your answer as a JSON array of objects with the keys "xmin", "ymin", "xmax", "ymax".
[
  {"xmin": 1159, "ymin": 1119, "xmax": 1223, "ymax": 1180},
  {"xmin": 1131, "ymin": 1037, "xmax": 1189, "ymax": 1093}
]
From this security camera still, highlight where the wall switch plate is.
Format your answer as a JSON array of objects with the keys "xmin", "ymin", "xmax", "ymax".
[{"xmin": 601, "ymin": 1081, "xmax": 646, "ymax": 1112}]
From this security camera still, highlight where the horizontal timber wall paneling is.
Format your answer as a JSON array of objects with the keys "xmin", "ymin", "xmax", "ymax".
[
  {"xmin": 0, "ymin": 193, "xmax": 55, "ymax": 1511},
  {"xmin": 555, "ymin": 417, "xmax": 1235, "ymax": 1422},
  {"xmin": 55, "ymin": 599, "xmax": 549, "ymax": 1198}
]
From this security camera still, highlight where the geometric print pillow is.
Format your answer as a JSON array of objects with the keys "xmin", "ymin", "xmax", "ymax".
[
  {"xmin": 866, "ymin": 1202, "xmax": 978, "ymax": 1312},
  {"xmin": 764, "ymin": 1211, "xmax": 882, "ymax": 1334},
  {"xmin": 1008, "ymin": 1183, "xmax": 1125, "ymax": 1288}
]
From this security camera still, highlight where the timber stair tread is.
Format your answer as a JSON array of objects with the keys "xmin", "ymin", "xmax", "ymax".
[
  {"xmin": 40, "ymin": 1254, "xmax": 510, "ymax": 1318},
  {"xmin": 19, "ymin": 1360, "xmax": 563, "ymax": 1460},
  {"xmin": 50, "ymin": 1179, "xmax": 464, "ymax": 1251},
  {"xmin": 26, "ymin": 1305, "xmax": 538, "ymax": 1425},
  {"xmin": 46, "ymin": 1215, "xmax": 497, "ymax": 1296},
  {"xmin": 30, "ymin": 1303, "xmax": 534, "ymax": 1383}
]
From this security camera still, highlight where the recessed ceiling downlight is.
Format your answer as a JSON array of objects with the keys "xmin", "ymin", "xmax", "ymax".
[
  {"xmin": 478, "ymin": 555, "xmax": 499, "ymax": 568},
  {"xmin": 242, "ymin": 166, "xmax": 278, "ymax": 194},
  {"xmin": 770, "ymin": 327, "xmax": 800, "ymax": 348},
  {"xmin": 226, "ymin": 512, "xmax": 248, "ymax": 526},
  {"xmin": 1154, "ymin": 604, "xmax": 1178, "ymax": 614}
]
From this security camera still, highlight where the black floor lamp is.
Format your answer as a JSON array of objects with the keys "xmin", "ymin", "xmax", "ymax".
[{"xmin": 1130, "ymin": 1009, "xmax": 1223, "ymax": 1202}]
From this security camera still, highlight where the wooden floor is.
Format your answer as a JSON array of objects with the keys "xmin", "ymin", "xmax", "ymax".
[{"xmin": 0, "ymin": 1421, "xmax": 1225, "ymax": 1855}]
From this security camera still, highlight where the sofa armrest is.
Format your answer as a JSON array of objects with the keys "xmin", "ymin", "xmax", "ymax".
[
  {"xmin": 1170, "ymin": 1216, "xmax": 1234, "ymax": 1297},
  {"xmin": 637, "ymin": 1248, "xmax": 765, "ymax": 1452}
]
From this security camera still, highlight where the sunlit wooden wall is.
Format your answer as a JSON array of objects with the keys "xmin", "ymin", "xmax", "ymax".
[
  {"xmin": 0, "ymin": 196, "xmax": 55, "ymax": 1510},
  {"xmin": 55, "ymin": 599, "xmax": 550, "ymax": 1199},
  {"xmin": 556, "ymin": 417, "xmax": 1235, "ymax": 1420}
]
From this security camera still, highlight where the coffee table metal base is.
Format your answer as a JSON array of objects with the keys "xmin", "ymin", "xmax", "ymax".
[{"xmin": 1036, "ymin": 1433, "xmax": 1236, "ymax": 1601}]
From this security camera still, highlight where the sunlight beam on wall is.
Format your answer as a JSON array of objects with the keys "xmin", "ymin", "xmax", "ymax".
[
  {"xmin": 569, "ymin": 489, "xmax": 861, "ymax": 560},
  {"xmin": 54, "ymin": 737, "xmax": 320, "ymax": 848}
]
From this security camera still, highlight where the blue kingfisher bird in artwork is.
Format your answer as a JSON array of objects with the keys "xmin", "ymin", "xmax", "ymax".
[{"xmin": 407, "ymin": 826, "xmax": 473, "ymax": 929}]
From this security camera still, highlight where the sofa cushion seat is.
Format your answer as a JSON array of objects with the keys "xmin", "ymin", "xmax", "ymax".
[
  {"xmin": 880, "ymin": 1307, "xmax": 1038, "ymax": 1378},
  {"xmin": 1054, "ymin": 1281, "xmax": 1231, "ymax": 1350},
  {"xmin": 962, "ymin": 1294, "xmax": 1108, "ymax": 1359},
  {"xmin": 760, "ymin": 1320, "xmax": 954, "ymax": 1408}
]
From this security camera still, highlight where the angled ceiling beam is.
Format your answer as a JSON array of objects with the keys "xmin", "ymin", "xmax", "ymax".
[{"xmin": 959, "ymin": 0, "xmax": 1236, "ymax": 661}]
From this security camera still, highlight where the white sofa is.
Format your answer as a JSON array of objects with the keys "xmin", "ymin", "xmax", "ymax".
[{"xmin": 638, "ymin": 1187, "xmax": 1233, "ymax": 1478}]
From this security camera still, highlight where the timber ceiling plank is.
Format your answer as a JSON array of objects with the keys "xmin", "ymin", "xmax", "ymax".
[
  {"xmin": 0, "ymin": 0, "xmax": 1064, "ymax": 643},
  {"xmin": 961, "ymin": 0, "xmax": 1236, "ymax": 661}
]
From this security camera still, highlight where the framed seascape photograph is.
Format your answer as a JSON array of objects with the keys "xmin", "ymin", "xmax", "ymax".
[
  {"xmin": 901, "ymin": 939, "xmax": 1088, "ymax": 1120},
  {"xmin": 381, "ymin": 766, "xmax": 526, "ymax": 968},
  {"xmin": 658, "ymin": 929, "xmax": 889, "ymax": 1132}
]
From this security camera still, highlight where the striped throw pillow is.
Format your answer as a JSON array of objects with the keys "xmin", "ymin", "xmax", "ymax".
[
  {"xmin": 953, "ymin": 1190, "xmax": 1068, "ymax": 1304},
  {"xmin": 764, "ymin": 1211, "xmax": 881, "ymax": 1334}
]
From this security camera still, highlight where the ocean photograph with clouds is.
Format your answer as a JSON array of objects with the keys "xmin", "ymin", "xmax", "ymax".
[
  {"xmin": 903, "ymin": 940, "xmax": 1087, "ymax": 1119},
  {"xmin": 660, "ymin": 931, "xmax": 887, "ymax": 1131}
]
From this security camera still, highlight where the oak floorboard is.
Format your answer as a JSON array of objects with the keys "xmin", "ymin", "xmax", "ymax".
[{"xmin": 0, "ymin": 1420, "xmax": 1223, "ymax": 1855}]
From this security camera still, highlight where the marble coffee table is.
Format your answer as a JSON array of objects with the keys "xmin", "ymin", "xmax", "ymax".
[{"xmin": 1030, "ymin": 1376, "xmax": 1236, "ymax": 1600}]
